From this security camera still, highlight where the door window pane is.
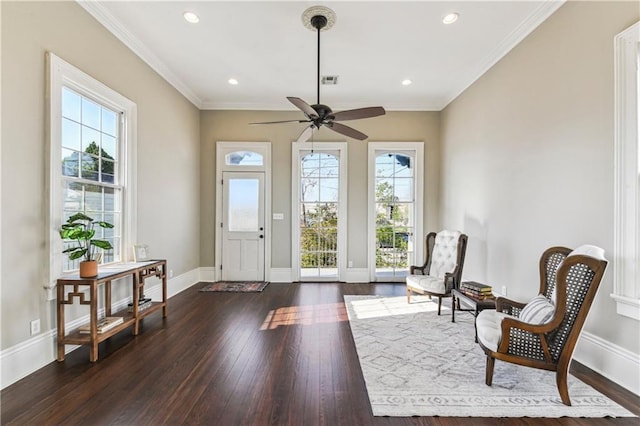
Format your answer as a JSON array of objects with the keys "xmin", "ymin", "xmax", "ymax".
[{"xmin": 228, "ymin": 178, "xmax": 259, "ymax": 232}]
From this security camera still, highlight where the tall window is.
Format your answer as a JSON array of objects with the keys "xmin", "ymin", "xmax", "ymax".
[
  {"xmin": 60, "ymin": 87, "xmax": 121, "ymax": 270},
  {"xmin": 368, "ymin": 143, "xmax": 423, "ymax": 282},
  {"xmin": 47, "ymin": 53, "xmax": 136, "ymax": 295},
  {"xmin": 292, "ymin": 143, "xmax": 347, "ymax": 281}
]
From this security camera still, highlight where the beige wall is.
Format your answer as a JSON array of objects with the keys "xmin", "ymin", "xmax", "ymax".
[
  {"xmin": 3, "ymin": 0, "xmax": 637, "ymax": 391},
  {"xmin": 1, "ymin": 1, "xmax": 201, "ymax": 349},
  {"xmin": 440, "ymin": 1, "xmax": 639, "ymax": 354},
  {"xmin": 200, "ymin": 110, "xmax": 440, "ymax": 269}
]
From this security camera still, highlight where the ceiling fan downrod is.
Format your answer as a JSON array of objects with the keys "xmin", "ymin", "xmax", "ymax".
[
  {"xmin": 248, "ymin": 5, "xmax": 385, "ymax": 144},
  {"xmin": 310, "ymin": 15, "xmax": 327, "ymax": 105}
]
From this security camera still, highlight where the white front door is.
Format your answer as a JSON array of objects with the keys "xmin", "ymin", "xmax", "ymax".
[{"xmin": 222, "ymin": 172, "xmax": 265, "ymax": 281}]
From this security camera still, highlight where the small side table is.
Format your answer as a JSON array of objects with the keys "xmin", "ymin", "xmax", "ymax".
[
  {"xmin": 451, "ymin": 287, "xmax": 496, "ymax": 322},
  {"xmin": 452, "ymin": 286, "xmax": 496, "ymax": 342}
]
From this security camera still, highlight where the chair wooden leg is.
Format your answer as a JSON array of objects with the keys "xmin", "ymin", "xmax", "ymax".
[
  {"xmin": 407, "ymin": 288, "xmax": 411, "ymax": 304},
  {"xmin": 485, "ymin": 356, "xmax": 495, "ymax": 386},
  {"xmin": 557, "ymin": 366, "xmax": 571, "ymax": 406},
  {"xmin": 437, "ymin": 296, "xmax": 442, "ymax": 315}
]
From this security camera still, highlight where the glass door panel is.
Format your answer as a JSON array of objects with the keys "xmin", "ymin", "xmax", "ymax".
[
  {"xmin": 300, "ymin": 152, "xmax": 339, "ymax": 279},
  {"xmin": 375, "ymin": 152, "xmax": 415, "ymax": 279}
]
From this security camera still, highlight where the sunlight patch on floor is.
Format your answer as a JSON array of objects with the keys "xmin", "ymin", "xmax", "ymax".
[
  {"xmin": 259, "ymin": 302, "xmax": 348, "ymax": 330},
  {"xmin": 349, "ymin": 295, "xmax": 447, "ymax": 320}
]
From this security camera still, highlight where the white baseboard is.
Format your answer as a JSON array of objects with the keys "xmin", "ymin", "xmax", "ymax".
[
  {"xmin": 573, "ymin": 331, "xmax": 640, "ymax": 396},
  {"xmin": 268, "ymin": 268, "xmax": 369, "ymax": 283},
  {"xmin": 199, "ymin": 267, "xmax": 217, "ymax": 282},
  {"xmin": 270, "ymin": 268, "xmax": 292, "ymax": 283},
  {"xmin": 345, "ymin": 268, "xmax": 369, "ymax": 283},
  {"xmin": 0, "ymin": 267, "xmax": 201, "ymax": 390}
]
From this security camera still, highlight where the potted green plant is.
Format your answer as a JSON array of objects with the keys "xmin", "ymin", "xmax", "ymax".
[{"xmin": 60, "ymin": 212, "xmax": 114, "ymax": 277}]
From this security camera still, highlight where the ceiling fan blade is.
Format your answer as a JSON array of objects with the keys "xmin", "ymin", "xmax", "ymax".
[
  {"xmin": 249, "ymin": 119, "xmax": 310, "ymax": 125},
  {"xmin": 296, "ymin": 125, "xmax": 315, "ymax": 143},
  {"xmin": 287, "ymin": 97, "xmax": 319, "ymax": 119},
  {"xmin": 331, "ymin": 106, "xmax": 386, "ymax": 121},
  {"xmin": 327, "ymin": 122, "xmax": 368, "ymax": 141}
]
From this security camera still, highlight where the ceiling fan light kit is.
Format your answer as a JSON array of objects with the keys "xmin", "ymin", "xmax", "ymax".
[{"xmin": 250, "ymin": 5, "xmax": 385, "ymax": 143}]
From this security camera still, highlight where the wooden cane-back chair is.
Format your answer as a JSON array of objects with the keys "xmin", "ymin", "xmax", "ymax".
[
  {"xmin": 475, "ymin": 245, "xmax": 608, "ymax": 405},
  {"xmin": 406, "ymin": 230, "xmax": 468, "ymax": 315}
]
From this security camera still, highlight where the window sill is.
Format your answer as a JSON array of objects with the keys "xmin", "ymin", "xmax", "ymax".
[{"xmin": 610, "ymin": 293, "xmax": 640, "ymax": 321}]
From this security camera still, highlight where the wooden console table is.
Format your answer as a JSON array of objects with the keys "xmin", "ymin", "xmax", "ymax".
[{"xmin": 56, "ymin": 260, "xmax": 167, "ymax": 362}]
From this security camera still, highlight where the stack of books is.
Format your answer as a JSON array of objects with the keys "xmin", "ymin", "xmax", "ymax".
[
  {"xmin": 128, "ymin": 297, "xmax": 153, "ymax": 312},
  {"xmin": 79, "ymin": 317, "xmax": 124, "ymax": 334},
  {"xmin": 460, "ymin": 282, "xmax": 494, "ymax": 300}
]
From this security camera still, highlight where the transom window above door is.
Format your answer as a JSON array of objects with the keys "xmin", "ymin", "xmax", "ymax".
[{"xmin": 225, "ymin": 151, "xmax": 263, "ymax": 166}]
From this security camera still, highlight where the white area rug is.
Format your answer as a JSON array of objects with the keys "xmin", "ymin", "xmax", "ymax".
[{"xmin": 344, "ymin": 295, "xmax": 636, "ymax": 418}]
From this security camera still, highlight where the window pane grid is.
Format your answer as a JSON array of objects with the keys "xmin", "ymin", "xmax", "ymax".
[{"xmin": 60, "ymin": 85, "xmax": 122, "ymax": 272}]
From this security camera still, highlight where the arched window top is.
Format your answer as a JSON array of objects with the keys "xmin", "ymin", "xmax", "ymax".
[{"xmin": 225, "ymin": 151, "xmax": 263, "ymax": 166}]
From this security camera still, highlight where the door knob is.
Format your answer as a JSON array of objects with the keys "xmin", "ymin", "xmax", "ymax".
[
  {"xmin": 259, "ymin": 235, "xmax": 264, "ymax": 239},
  {"xmin": 260, "ymin": 227, "xmax": 264, "ymax": 231}
]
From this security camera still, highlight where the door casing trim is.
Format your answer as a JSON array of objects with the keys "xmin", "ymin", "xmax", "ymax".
[{"xmin": 215, "ymin": 142, "xmax": 272, "ymax": 282}]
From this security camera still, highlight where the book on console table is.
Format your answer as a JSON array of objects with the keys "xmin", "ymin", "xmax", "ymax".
[
  {"xmin": 78, "ymin": 316, "xmax": 124, "ymax": 334},
  {"xmin": 461, "ymin": 282, "xmax": 493, "ymax": 295},
  {"xmin": 462, "ymin": 281, "xmax": 492, "ymax": 291},
  {"xmin": 461, "ymin": 287, "xmax": 493, "ymax": 297},
  {"xmin": 461, "ymin": 290, "xmax": 495, "ymax": 301},
  {"xmin": 128, "ymin": 298, "xmax": 153, "ymax": 312}
]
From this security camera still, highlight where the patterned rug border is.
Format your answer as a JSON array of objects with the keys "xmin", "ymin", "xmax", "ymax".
[
  {"xmin": 200, "ymin": 281, "xmax": 269, "ymax": 293},
  {"xmin": 344, "ymin": 295, "xmax": 636, "ymax": 418}
]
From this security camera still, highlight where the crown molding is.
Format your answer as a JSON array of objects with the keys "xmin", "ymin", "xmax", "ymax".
[
  {"xmin": 442, "ymin": 0, "xmax": 565, "ymax": 109},
  {"xmin": 77, "ymin": 0, "xmax": 203, "ymax": 109},
  {"xmin": 77, "ymin": 0, "xmax": 563, "ymax": 113},
  {"xmin": 200, "ymin": 100, "xmax": 443, "ymax": 112}
]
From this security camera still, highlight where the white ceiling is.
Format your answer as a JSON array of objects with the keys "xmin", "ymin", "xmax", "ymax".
[{"xmin": 80, "ymin": 1, "xmax": 564, "ymax": 111}]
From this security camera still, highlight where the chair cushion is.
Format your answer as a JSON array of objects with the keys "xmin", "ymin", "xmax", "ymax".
[
  {"xmin": 430, "ymin": 230, "xmax": 461, "ymax": 278},
  {"xmin": 519, "ymin": 294, "xmax": 555, "ymax": 324},
  {"xmin": 406, "ymin": 274, "xmax": 446, "ymax": 294},
  {"xmin": 476, "ymin": 310, "xmax": 512, "ymax": 352}
]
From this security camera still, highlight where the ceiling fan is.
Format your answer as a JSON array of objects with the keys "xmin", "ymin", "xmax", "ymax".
[{"xmin": 251, "ymin": 6, "xmax": 386, "ymax": 143}]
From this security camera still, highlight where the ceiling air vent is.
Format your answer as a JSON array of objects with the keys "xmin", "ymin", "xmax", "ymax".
[{"xmin": 322, "ymin": 75, "xmax": 339, "ymax": 85}]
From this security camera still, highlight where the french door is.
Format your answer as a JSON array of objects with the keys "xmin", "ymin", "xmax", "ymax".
[
  {"xmin": 292, "ymin": 142, "xmax": 347, "ymax": 281},
  {"xmin": 369, "ymin": 143, "xmax": 423, "ymax": 282}
]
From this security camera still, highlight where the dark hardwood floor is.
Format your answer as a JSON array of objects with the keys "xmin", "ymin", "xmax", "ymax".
[{"xmin": 1, "ymin": 282, "xmax": 638, "ymax": 425}]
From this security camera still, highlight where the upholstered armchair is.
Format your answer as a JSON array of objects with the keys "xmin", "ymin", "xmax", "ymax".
[
  {"xmin": 406, "ymin": 230, "xmax": 468, "ymax": 315},
  {"xmin": 475, "ymin": 245, "xmax": 608, "ymax": 406}
]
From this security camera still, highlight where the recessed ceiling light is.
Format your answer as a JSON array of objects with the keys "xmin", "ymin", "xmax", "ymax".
[
  {"xmin": 442, "ymin": 12, "xmax": 459, "ymax": 25},
  {"xmin": 228, "ymin": 78, "xmax": 239, "ymax": 85},
  {"xmin": 183, "ymin": 11, "xmax": 199, "ymax": 24},
  {"xmin": 401, "ymin": 79, "xmax": 412, "ymax": 86}
]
